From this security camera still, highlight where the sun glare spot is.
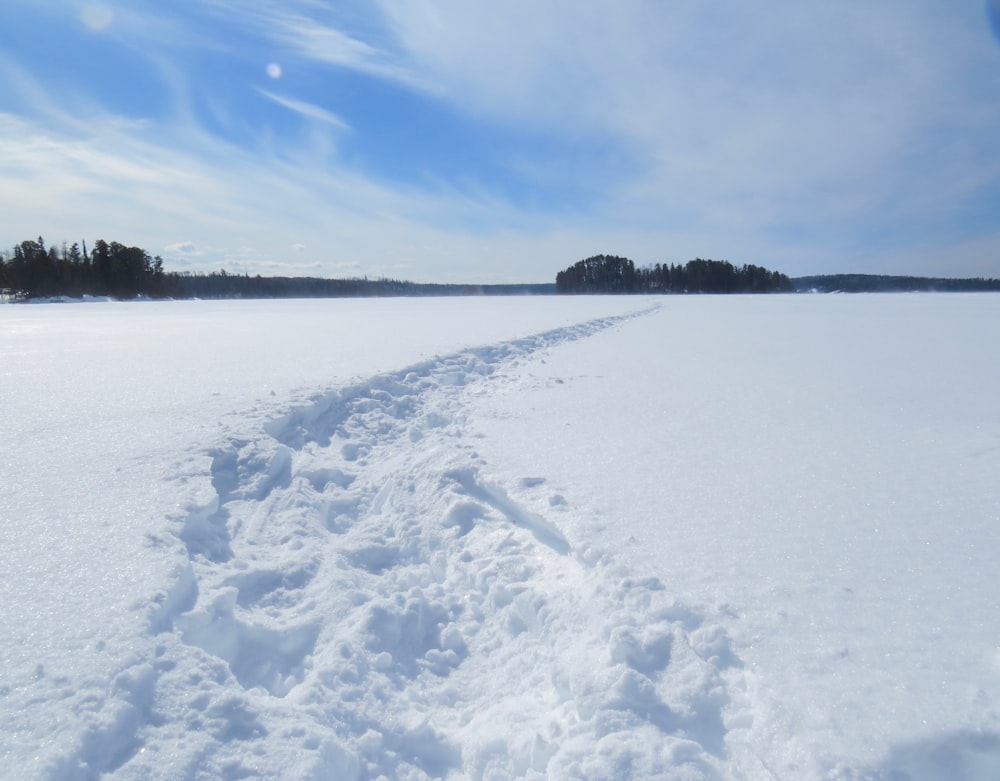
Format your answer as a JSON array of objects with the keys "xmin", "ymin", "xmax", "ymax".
[
  {"xmin": 80, "ymin": 4, "xmax": 114, "ymax": 32},
  {"xmin": 266, "ymin": 63, "xmax": 283, "ymax": 80}
]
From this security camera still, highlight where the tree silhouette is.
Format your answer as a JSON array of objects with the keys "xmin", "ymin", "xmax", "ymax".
[{"xmin": 556, "ymin": 255, "xmax": 794, "ymax": 294}]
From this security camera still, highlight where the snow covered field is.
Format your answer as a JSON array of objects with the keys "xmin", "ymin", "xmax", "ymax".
[{"xmin": 1, "ymin": 294, "xmax": 998, "ymax": 780}]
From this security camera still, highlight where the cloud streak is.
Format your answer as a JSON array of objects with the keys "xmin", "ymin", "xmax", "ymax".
[{"xmin": 255, "ymin": 88, "xmax": 351, "ymax": 130}]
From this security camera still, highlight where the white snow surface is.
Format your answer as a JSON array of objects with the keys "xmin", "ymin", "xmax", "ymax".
[{"xmin": 1, "ymin": 295, "xmax": 998, "ymax": 780}]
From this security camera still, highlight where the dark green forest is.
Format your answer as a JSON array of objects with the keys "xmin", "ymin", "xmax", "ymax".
[
  {"xmin": 556, "ymin": 255, "xmax": 794, "ymax": 293},
  {"xmin": 1, "ymin": 237, "xmax": 169, "ymax": 299}
]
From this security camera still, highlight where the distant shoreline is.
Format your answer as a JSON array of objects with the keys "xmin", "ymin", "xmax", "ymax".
[
  {"xmin": 8, "ymin": 276, "xmax": 1000, "ymax": 303},
  {"xmin": 791, "ymin": 274, "xmax": 1000, "ymax": 293}
]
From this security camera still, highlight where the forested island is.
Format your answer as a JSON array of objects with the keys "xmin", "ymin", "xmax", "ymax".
[
  {"xmin": 553, "ymin": 256, "xmax": 1000, "ymax": 294},
  {"xmin": 556, "ymin": 255, "xmax": 793, "ymax": 293}
]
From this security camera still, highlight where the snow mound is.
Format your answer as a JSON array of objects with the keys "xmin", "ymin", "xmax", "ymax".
[{"xmin": 65, "ymin": 306, "xmax": 743, "ymax": 779}]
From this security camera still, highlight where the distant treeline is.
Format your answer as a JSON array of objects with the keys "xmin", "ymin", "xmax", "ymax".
[
  {"xmin": 169, "ymin": 272, "xmax": 553, "ymax": 298},
  {"xmin": 0, "ymin": 237, "xmax": 553, "ymax": 300},
  {"xmin": 556, "ymin": 255, "xmax": 793, "ymax": 294},
  {"xmin": 792, "ymin": 274, "xmax": 1000, "ymax": 293}
]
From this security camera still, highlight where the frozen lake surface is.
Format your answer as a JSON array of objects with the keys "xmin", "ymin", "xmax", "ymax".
[{"xmin": 1, "ymin": 294, "xmax": 998, "ymax": 779}]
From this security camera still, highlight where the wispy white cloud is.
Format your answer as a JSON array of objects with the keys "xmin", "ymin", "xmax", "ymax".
[
  {"xmin": 372, "ymin": 1, "xmax": 995, "ymax": 202},
  {"xmin": 164, "ymin": 241, "xmax": 199, "ymax": 254},
  {"xmin": 0, "ymin": 51, "xmax": 92, "ymax": 131},
  {"xmin": 219, "ymin": 2, "xmax": 999, "ymax": 265},
  {"xmin": 273, "ymin": 16, "xmax": 391, "ymax": 72},
  {"xmin": 255, "ymin": 88, "xmax": 350, "ymax": 130},
  {"xmin": 202, "ymin": 0, "xmax": 430, "ymax": 90}
]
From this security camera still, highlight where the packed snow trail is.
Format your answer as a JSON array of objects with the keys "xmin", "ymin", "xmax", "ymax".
[{"xmin": 82, "ymin": 307, "xmax": 743, "ymax": 779}]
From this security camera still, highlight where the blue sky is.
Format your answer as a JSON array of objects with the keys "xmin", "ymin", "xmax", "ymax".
[{"xmin": 2, "ymin": 0, "xmax": 999, "ymax": 282}]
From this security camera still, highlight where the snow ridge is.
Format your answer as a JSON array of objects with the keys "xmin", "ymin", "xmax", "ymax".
[{"xmin": 93, "ymin": 307, "xmax": 744, "ymax": 779}]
